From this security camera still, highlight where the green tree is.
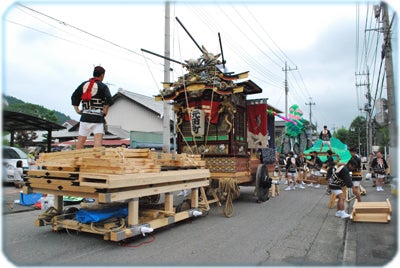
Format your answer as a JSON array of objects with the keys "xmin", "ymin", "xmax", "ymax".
[
  {"xmin": 348, "ymin": 116, "xmax": 367, "ymax": 155},
  {"xmin": 3, "ymin": 95, "xmax": 73, "ymax": 148},
  {"xmin": 377, "ymin": 126, "xmax": 389, "ymax": 152},
  {"xmin": 15, "ymin": 130, "xmax": 38, "ymax": 148},
  {"xmin": 334, "ymin": 127, "xmax": 348, "ymax": 143},
  {"xmin": 3, "ymin": 95, "xmax": 72, "ymax": 124}
]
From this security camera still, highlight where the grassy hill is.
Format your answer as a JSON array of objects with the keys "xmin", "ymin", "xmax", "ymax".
[{"xmin": 3, "ymin": 95, "xmax": 72, "ymax": 125}]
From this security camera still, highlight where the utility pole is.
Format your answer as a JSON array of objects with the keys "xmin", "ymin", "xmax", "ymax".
[
  {"xmin": 305, "ymin": 97, "xmax": 315, "ymax": 134},
  {"xmin": 282, "ymin": 61, "xmax": 297, "ymax": 117},
  {"xmin": 381, "ymin": 2, "xmax": 396, "ymax": 175},
  {"xmin": 163, "ymin": 1, "xmax": 171, "ymax": 153},
  {"xmin": 355, "ymin": 69, "xmax": 372, "ymax": 156}
]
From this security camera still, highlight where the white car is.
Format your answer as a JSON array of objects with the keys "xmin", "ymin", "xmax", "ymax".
[{"xmin": 2, "ymin": 146, "xmax": 30, "ymax": 183}]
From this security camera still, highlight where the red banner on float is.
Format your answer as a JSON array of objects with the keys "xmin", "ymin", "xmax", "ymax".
[{"xmin": 247, "ymin": 103, "xmax": 267, "ymax": 136}]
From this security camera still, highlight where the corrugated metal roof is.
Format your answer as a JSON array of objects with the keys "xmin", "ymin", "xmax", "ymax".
[
  {"xmin": 3, "ymin": 110, "xmax": 65, "ymax": 131},
  {"xmin": 114, "ymin": 89, "xmax": 163, "ymax": 116}
]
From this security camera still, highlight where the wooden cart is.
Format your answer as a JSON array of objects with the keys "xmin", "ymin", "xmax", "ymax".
[{"xmin": 25, "ymin": 147, "xmax": 216, "ymax": 241}]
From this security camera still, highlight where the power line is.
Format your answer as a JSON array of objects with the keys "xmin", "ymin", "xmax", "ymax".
[{"xmin": 18, "ymin": 4, "xmax": 143, "ymax": 58}]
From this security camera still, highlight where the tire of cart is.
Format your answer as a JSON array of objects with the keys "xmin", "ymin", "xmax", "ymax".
[{"xmin": 255, "ymin": 164, "xmax": 271, "ymax": 202}]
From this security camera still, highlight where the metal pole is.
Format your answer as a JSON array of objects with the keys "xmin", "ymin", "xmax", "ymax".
[
  {"xmin": 282, "ymin": 62, "xmax": 297, "ymax": 118},
  {"xmin": 305, "ymin": 97, "xmax": 316, "ymax": 134},
  {"xmin": 358, "ymin": 128, "xmax": 361, "ymax": 155},
  {"xmin": 163, "ymin": 1, "xmax": 171, "ymax": 153},
  {"xmin": 284, "ymin": 62, "xmax": 288, "ymax": 117}
]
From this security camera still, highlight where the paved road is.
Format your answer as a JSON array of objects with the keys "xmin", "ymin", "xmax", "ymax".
[{"xmin": 1, "ymin": 180, "xmax": 397, "ymax": 267}]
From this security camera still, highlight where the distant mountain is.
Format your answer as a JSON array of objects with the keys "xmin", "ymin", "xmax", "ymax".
[{"xmin": 2, "ymin": 95, "xmax": 72, "ymax": 125}]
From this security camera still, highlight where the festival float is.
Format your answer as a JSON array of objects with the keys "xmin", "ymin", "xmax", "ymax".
[{"xmin": 144, "ymin": 18, "xmax": 284, "ymax": 217}]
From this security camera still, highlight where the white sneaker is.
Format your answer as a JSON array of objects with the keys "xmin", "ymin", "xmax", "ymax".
[
  {"xmin": 340, "ymin": 211, "xmax": 351, "ymax": 219},
  {"xmin": 284, "ymin": 186, "xmax": 291, "ymax": 191},
  {"xmin": 314, "ymin": 184, "xmax": 321, "ymax": 189},
  {"xmin": 291, "ymin": 186, "xmax": 296, "ymax": 190},
  {"xmin": 335, "ymin": 210, "xmax": 342, "ymax": 217},
  {"xmin": 308, "ymin": 183, "xmax": 314, "ymax": 187},
  {"xmin": 284, "ymin": 181, "xmax": 288, "ymax": 185},
  {"xmin": 298, "ymin": 184, "xmax": 305, "ymax": 189},
  {"xmin": 301, "ymin": 182, "xmax": 306, "ymax": 185},
  {"xmin": 335, "ymin": 210, "xmax": 350, "ymax": 219}
]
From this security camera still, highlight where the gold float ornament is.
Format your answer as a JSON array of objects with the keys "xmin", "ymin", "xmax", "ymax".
[{"xmin": 173, "ymin": 104, "xmax": 186, "ymax": 129}]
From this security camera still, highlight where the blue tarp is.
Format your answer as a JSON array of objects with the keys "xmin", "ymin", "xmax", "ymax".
[
  {"xmin": 76, "ymin": 206, "xmax": 128, "ymax": 223},
  {"xmin": 19, "ymin": 192, "xmax": 42, "ymax": 206}
]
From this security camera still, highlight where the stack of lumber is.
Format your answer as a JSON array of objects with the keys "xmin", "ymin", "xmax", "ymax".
[
  {"xmin": 149, "ymin": 151, "xmax": 205, "ymax": 168},
  {"xmin": 36, "ymin": 147, "xmax": 205, "ymax": 175},
  {"xmin": 27, "ymin": 147, "xmax": 209, "ymax": 198}
]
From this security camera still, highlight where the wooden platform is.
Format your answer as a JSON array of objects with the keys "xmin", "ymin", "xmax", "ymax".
[
  {"xmin": 351, "ymin": 198, "xmax": 392, "ymax": 223},
  {"xmin": 26, "ymin": 147, "xmax": 214, "ymax": 241}
]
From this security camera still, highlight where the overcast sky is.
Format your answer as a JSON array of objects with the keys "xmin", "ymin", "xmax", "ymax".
[{"xmin": 1, "ymin": 0, "xmax": 397, "ymax": 131}]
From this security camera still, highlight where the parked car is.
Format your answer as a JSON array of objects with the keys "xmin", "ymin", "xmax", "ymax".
[{"xmin": 2, "ymin": 146, "xmax": 29, "ymax": 183}]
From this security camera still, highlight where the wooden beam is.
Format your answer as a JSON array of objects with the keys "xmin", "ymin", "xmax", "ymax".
[
  {"xmin": 164, "ymin": 193, "xmax": 174, "ymax": 213},
  {"xmin": 127, "ymin": 198, "xmax": 139, "ymax": 226},
  {"xmin": 98, "ymin": 180, "xmax": 209, "ymax": 203},
  {"xmin": 79, "ymin": 169, "xmax": 210, "ymax": 189}
]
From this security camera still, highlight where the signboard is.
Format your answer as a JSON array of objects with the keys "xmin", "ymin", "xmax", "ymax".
[{"xmin": 190, "ymin": 109, "xmax": 205, "ymax": 137}]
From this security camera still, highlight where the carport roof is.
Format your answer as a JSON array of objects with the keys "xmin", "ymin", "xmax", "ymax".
[{"xmin": 2, "ymin": 110, "xmax": 66, "ymax": 132}]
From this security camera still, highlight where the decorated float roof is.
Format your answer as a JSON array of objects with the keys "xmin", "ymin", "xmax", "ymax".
[{"xmin": 237, "ymin": 80, "xmax": 263, "ymax": 95}]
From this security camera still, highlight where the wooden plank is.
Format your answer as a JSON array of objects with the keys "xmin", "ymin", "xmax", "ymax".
[
  {"xmin": 109, "ymin": 211, "xmax": 192, "ymax": 241},
  {"xmin": 353, "ymin": 207, "xmax": 391, "ymax": 214},
  {"xmin": 98, "ymin": 179, "xmax": 209, "ymax": 203},
  {"xmin": 352, "ymin": 213, "xmax": 391, "ymax": 223},
  {"xmin": 210, "ymin": 171, "xmax": 250, "ymax": 178},
  {"xmin": 79, "ymin": 169, "xmax": 210, "ymax": 189},
  {"xmin": 27, "ymin": 170, "xmax": 79, "ymax": 179},
  {"xmin": 76, "ymin": 157, "xmax": 126, "ymax": 166},
  {"xmin": 352, "ymin": 199, "xmax": 392, "ymax": 214},
  {"xmin": 24, "ymin": 187, "xmax": 98, "ymax": 199},
  {"xmin": 29, "ymin": 180, "xmax": 97, "ymax": 193},
  {"xmin": 39, "ymin": 166, "xmax": 78, "ymax": 172},
  {"xmin": 79, "ymin": 166, "xmax": 125, "ymax": 174}
]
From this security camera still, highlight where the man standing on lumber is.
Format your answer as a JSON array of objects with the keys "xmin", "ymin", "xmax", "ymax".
[
  {"xmin": 71, "ymin": 66, "xmax": 113, "ymax": 149},
  {"xmin": 319, "ymin": 125, "xmax": 332, "ymax": 152},
  {"xmin": 328, "ymin": 160, "xmax": 361, "ymax": 219}
]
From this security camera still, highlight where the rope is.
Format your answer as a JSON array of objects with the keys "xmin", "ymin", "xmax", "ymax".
[
  {"xmin": 218, "ymin": 177, "xmax": 240, "ymax": 217},
  {"xmin": 141, "ymin": 50, "xmax": 164, "ymax": 94},
  {"xmin": 37, "ymin": 207, "xmax": 59, "ymax": 225},
  {"xmin": 89, "ymin": 217, "xmax": 126, "ymax": 234}
]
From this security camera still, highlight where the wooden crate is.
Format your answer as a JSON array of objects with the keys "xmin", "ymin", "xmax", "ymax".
[{"xmin": 351, "ymin": 198, "xmax": 392, "ymax": 223}]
